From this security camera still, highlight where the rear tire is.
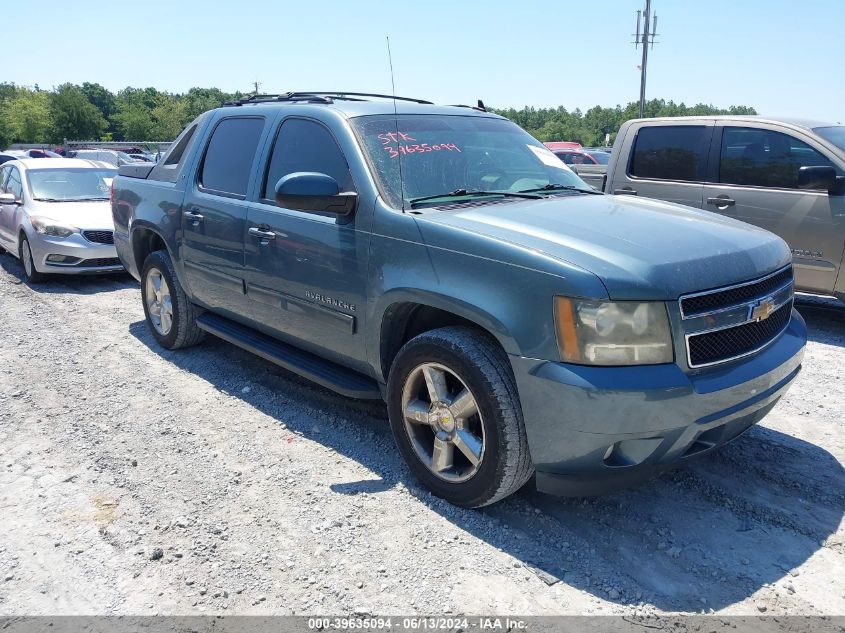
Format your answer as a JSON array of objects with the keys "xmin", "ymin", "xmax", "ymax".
[
  {"xmin": 140, "ymin": 249, "xmax": 205, "ymax": 349},
  {"xmin": 19, "ymin": 236, "xmax": 46, "ymax": 284},
  {"xmin": 387, "ymin": 326, "xmax": 534, "ymax": 508}
]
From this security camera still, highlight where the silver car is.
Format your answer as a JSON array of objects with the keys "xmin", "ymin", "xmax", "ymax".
[{"xmin": 0, "ymin": 158, "xmax": 123, "ymax": 283}]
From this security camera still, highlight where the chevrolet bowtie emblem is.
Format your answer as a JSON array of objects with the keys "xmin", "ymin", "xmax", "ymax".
[{"xmin": 750, "ymin": 297, "xmax": 776, "ymax": 322}]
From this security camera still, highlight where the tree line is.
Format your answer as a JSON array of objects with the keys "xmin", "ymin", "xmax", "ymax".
[{"xmin": 0, "ymin": 82, "xmax": 756, "ymax": 148}]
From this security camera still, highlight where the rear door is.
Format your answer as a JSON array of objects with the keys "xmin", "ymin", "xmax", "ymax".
[
  {"xmin": 702, "ymin": 123, "xmax": 845, "ymax": 295},
  {"xmin": 180, "ymin": 116, "xmax": 267, "ymax": 316},
  {"xmin": 610, "ymin": 122, "xmax": 714, "ymax": 208},
  {"xmin": 242, "ymin": 116, "xmax": 369, "ymax": 371}
]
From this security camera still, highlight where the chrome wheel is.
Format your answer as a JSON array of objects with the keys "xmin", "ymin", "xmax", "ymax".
[
  {"xmin": 21, "ymin": 239, "xmax": 33, "ymax": 277},
  {"xmin": 401, "ymin": 362, "xmax": 485, "ymax": 482},
  {"xmin": 145, "ymin": 267, "xmax": 173, "ymax": 335}
]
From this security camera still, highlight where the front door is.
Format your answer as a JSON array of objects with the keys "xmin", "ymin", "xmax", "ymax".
[
  {"xmin": 180, "ymin": 116, "xmax": 266, "ymax": 316},
  {"xmin": 0, "ymin": 166, "xmax": 24, "ymax": 251},
  {"xmin": 0, "ymin": 165, "xmax": 14, "ymax": 248},
  {"xmin": 702, "ymin": 124, "xmax": 845, "ymax": 295},
  {"xmin": 242, "ymin": 117, "xmax": 369, "ymax": 371}
]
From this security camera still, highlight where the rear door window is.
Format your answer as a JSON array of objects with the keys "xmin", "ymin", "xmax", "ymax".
[
  {"xmin": 719, "ymin": 127, "xmax": 836, "ymax": 189},
  {"xmin": 199, "ymin": 117, "xmax": 265, "ymax": 197},
  {"xmin": 629, "ymin": 125, "xmax": 710, "ymax": 182}
]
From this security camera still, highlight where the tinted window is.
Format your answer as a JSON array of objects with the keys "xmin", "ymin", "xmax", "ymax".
[
  {"xmin": 164, "ymin": 124, "xmax": 197, "ymax": 166},
  {"xmin": 200, "ymin": 117, "xmax": 264, "ymax": 196},
  {"xmin": 263, "ymin": 118, "xmax": 352, "ymax": 200},
  {"xmin": 719, "ymin": 127, "xmax": 836, "ymax": 189},
  {"xmin": 589, "ymin": 152, "xmax": 610, "ymax": 165},
  {"xmin": 814, "ymin": 126, "xmax": 845, "ymax": 153},
  {"xmin": 629, "ymin": 125, "xmax": 709, "ymax": 182},
  {"xmin": 6, "ymin": 167, "xmax": 23, "ymax": 199}
]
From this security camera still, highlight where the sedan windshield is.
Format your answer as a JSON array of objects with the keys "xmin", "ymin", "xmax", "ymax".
[
  {"xmin": 26, "ymin": 168, "xmax": 117, "ymax": 202},
  {"xmin": 814, "ymin": 126, "xmax": 845, "ymax": 153},
  {"xmin": 351, "ymin": 115, "xmax": 591, "ymax": 209}
]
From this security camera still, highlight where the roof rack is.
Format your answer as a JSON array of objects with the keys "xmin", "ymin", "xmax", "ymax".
[{"xmin": 223, "ymin": 91, "xmax": 433, "ymax": 107}]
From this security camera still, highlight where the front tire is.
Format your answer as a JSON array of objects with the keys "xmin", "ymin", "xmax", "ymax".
[
  {"xmin": 140, "ymin": 250, "xmax": 205, "ymax": 349},
  {"xmin": 19, "ymin": 236, "xmax": 46, "ymax": 284},
  {"xmin": 387, "ymin": 326, "xmax": 534, "ymax": 508}
]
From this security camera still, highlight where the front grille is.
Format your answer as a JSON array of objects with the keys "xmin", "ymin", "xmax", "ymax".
[
  {"xmin": 82, "ymin": 230, "xmax": 115, "ymax": 244},
  {"xmin": 77, "ymin": 257, "xmax": 122, "ymax": 267},
  {"xmin": 680, "ymin": 266, "xmax": 793, "ymax": 317},
  {"xmin": 687, "ymin": 301, "xmax": 792, "ymax": 367}
]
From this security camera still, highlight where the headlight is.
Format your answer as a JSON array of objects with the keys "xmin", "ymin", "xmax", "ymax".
[
  {"xmin": 30, "ymin": 216, "xmax": 78, "ymax": 238},
  {"xmin": 554, "ymin": 297, "xmax": 674, "ymax": 365}
]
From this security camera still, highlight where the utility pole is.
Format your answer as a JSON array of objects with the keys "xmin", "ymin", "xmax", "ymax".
[
  {"xmin": 634, "ymin": 0, "xmax": 658, "ymax": 118},
  {"xmin": 252, "ymin": 80, "xmax": 262, "ymax": 95}
]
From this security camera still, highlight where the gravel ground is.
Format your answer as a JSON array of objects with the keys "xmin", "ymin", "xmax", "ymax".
[{"xmin": 0, "ymin": 254, "xmax": 843, "ymax": 617}]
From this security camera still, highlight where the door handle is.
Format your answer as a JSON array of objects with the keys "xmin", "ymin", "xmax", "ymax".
[
  {"xmin": 706, "ymin": 196, "xmax": 736, "ymax": 208},
  {"xmin": 613, "ymin": 188, "xmax": 637, "ymax": 195},
  {"xmin": 249, "ymin": 227, "xmax": 276, "ymax": 241},
  {"xmin": 183, "ymin": 209, "xmax": 204, "ymax": 226}
]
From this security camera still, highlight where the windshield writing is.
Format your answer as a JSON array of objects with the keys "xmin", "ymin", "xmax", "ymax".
[{"xmin": 353, "ymin": 115, "xmax": 589, "ymax": 208}]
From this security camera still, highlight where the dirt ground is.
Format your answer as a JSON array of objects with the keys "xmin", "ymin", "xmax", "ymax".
[{"xmin": 0, "ymin": 255, "xmax": 843, "ymax": 617}]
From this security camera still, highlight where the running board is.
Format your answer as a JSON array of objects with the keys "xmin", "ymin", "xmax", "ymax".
[{"xmin": 195, "ymin": 312, "xmax": 382, "ymax": 400}]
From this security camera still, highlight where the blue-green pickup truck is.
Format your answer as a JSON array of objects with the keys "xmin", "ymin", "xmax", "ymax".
[{"xmin": 112, "ymin": 92, "xmax": 806, "ymax": 507}]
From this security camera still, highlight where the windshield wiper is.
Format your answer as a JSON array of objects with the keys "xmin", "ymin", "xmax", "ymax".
[
  {"xmin": 518, "ymin": 183, "xmax": 603, "ymax": 195},
  {"xmin": 409, "ymin": 189, "xmax": 542, "ymax": 208}
]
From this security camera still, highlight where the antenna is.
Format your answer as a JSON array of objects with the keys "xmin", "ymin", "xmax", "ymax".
[
  {"xmin": 386, "ymin": 36, "xmax": 406, "ymax": 212},
  {"xmin": 632, "ymin": 0, "xmax": 659, "ymax": 118}
]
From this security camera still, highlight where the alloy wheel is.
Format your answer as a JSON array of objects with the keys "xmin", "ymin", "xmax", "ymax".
[
  {"xmin": 145, "ymin": 267, "xmax": 173, "ymax": 335},
  {"xmin": 401, "ymin": 362, "xmax": 485, "ymax": 482}
]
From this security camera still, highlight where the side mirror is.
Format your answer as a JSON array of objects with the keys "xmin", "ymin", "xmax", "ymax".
[
  {"xmin": 798, "ymin": 165, "xmax": 837, "ymax": 192},
  {"xmin": 275, "ymin": 172, "xmax": 357, "ymax": 215},
  {"xmin": 0, "ymin": 193, "xmax": 18, "ymax": 205}
]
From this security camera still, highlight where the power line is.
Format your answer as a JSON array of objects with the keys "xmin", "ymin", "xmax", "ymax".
[{"xmin": 633, "ymin": 0, "xmax": 659, "ymax": 118}]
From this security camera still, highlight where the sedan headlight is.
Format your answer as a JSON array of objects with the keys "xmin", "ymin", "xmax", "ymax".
[
  {"xmin": 554, "ymin": 297, "xmax": 673, "ymax": 365},
  {"xmin": 30, "ymin": 216, "xmax": 78, "ymax": 238}
]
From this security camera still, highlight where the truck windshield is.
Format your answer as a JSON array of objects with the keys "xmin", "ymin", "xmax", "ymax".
[
  {"xmin": 351, "ymin": 115, "xmax": 591, "ymax": 209},
  {"xmin": 27, "ymin": 168, "xmax": 117, "ymax": 202},
  {"xmin": 814, "ymin": 126, "xmax": 845, "ymax": 153}
]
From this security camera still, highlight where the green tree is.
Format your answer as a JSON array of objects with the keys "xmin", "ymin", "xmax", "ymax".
[
  {"xmin": 80, "ymin": 82, "xmax": 116, "ymax": 120},
  {"xmin": 150, "ymin": 94, "xmax": 188, "ymax": 139},
  {"xmin": 50, "ymin": 83, "xmax": 107, "ymax": 142},
  {"xmin": 4, "ymin": 89, "xmax": 52, "ymax": 143}
]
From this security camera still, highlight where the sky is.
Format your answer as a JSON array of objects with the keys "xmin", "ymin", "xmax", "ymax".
[{"xmin": 6, "ymin": 0, "xmax": 844, "ymax": 122}]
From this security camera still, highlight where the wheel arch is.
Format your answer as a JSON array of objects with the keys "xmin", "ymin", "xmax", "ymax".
[{"xmin": 374, "ymin": 290, "xmax": 519, "ymax": 383}]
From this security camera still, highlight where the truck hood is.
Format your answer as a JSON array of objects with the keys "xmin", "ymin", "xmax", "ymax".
[
  {"xmin": 416, "ymin": 194, "xmax": 792, "ymax": 300},
  {"xmin": 28, "ymin": 199, "xmax": 114, "ymax": 230}
]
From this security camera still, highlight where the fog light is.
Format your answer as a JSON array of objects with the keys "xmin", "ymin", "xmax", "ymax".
[{"xmin": 46, "ymin": 254, "xmax": 80, "ymax": 264}]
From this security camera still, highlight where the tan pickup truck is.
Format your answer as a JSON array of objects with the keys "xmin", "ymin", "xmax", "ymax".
[{"xmin": 578, "ymin": 116, "xmax": 845, "ymax": 303}]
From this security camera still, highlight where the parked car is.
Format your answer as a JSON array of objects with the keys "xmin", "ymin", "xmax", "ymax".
[
  {"xmin": 72, "ymin": 149, "xmax": 138, "ymax": 167},
  {"xmin": 553, "ymin": 149, "xmax": 603, "ymax": 165},
  {"xmin": 578, "ymin": 116, "xmax": 845, "ymax": 304},
  {"xmin": 0, "ymin": 158, "xmax": 123, "ymax": 282},
  {"xmin": 0, "ymin": 153, "xmax": 20, "ymax": 165},
  {"xmin": 544, "ymin": 141, "xmax": 582, "ymax": 151},
  {"xmin": 112, "ymin": 93, "xmax": 805, "ymax": 507}
]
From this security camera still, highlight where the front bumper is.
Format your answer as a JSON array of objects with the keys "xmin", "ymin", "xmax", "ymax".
[
  {"xmin": 511, "ymin": 309, "xmax": 807, "ymax": 496},
  {"xmin": 28, "ymin": 231, "xmax": 124, "ymax": 275}
]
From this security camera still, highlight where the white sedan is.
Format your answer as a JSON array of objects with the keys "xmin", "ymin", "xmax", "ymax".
[{"xmin": 0, "ymin": 158, "xmax": 123, "ymax": 283}]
